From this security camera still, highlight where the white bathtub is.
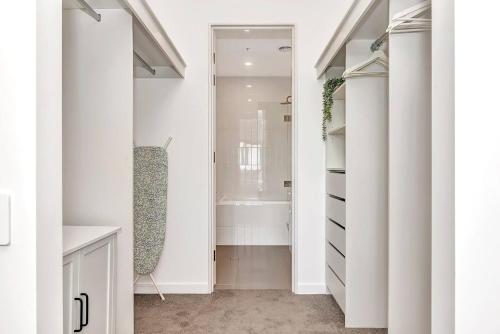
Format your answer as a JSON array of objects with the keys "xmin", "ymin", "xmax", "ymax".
[{"xmin": 216, "ymin": 199, "xmax": 291, "ymax": 245}]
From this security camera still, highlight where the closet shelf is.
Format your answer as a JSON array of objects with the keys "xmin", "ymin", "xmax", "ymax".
[
  {"xmin": 332, "ymin": 83, "xmax": 345, "ymax": 100},
  {"xmin": 328, "ymin": 124, "xmax": 346, "ymax": 135},
  {"xmin": 315, "ymin": 0, "xmax": 388, "ymax": 78},
  {"xmin": 63, "ymin": 0, "xmax": 186, "ymax": 78}
]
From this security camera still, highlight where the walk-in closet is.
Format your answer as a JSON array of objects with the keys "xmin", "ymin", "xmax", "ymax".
[
  {"xmin": 2, "ymin": 1, "xmax": 466, "ymax": 333},
  {"xmin": 61, "ymin": 1, "xmax": 185, "ymax": 333}
]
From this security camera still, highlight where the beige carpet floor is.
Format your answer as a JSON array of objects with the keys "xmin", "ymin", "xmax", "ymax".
[{"xmin": 135, "ymin": 290, "xmax": 387, "ymax": 334}]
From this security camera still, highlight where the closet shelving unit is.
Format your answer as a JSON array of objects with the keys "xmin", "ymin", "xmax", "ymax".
[
  {"xmin": 61, "ymin": 2, "xmax": 186, "ymax": 333},
  {"xmin": 316, "ymin": 0, "xmax": 389, "ymax": 328},
  {"xmin": 63, "ymin": 0, "xmax": 186, "ymax": 78}
]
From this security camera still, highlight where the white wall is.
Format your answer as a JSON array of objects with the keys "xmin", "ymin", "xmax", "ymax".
[
  {"xmin": 0, "ymin": 3, "xmax": 38, "ymax": 333},
  {"xmin": 0, "ymin": 2, "xmax": 62, "ymax": 333},
  {"xmin": 432, "ymin": 0, "xmax": 454, "ymax": 333},
  {"xmin": 62, "ymin": 10, "xmax": 134, "ymax": 334},
  {"xmin": 37, "ymin": 0, "xmax": 63, "ymax": 333},
  {"xmin": 133, "ymin": 0, "xmax": 351, "ymax": 294},
  {"xmin": 455, "ymin": 2, "xmax": 500, "ymax": 333}
]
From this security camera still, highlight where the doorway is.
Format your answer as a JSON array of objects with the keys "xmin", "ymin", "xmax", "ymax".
[{"xmin": 209, "ymin": 26, "xmax": 296, "ymax": 291}]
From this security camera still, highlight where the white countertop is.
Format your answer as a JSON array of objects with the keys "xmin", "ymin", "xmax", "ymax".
[{"xmin": 63, "ymin": 225, "xmax": 121, "ymax": 256}]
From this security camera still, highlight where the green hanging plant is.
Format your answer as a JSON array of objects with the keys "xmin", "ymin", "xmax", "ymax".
[{"xmin": 322, "ymin": 77, "xmax": 345, "ymax": 141}]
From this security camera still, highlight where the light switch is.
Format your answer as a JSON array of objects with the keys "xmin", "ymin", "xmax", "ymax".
[{"xmin": 0, "ymin": 192, "xmax": 11, "ymax": 246}]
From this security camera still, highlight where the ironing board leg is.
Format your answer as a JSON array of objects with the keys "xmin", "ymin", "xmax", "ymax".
[
  {"xmin": 149, "ymin": 273, "xmax": 165, "ymax": 301},
  {"xmin": 134, "ymin": 275, "xmax": 140, "ymax": 284}
]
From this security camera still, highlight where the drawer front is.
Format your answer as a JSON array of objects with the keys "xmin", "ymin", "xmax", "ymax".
[
  {"xmin": 326, "ymin": 220, "xmax": 346, "ymax": 256},
  {"xmin": 326, "ymin": 172, "xmax": 345, "ymax": 198},
  {"xmin": 326, "ymin": 196, "xmax": 346, "ymax": 227},
  {"xmin": 326, "ymin": 242, "xmax": 346, "ymax": 284},
  {"xmin": 326, "ymin": 265, "xmax": 345, "ymax": 313}
]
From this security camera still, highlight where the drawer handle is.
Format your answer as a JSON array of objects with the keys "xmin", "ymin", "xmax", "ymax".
[
  {"xmin": 328, "ymin": 194, "xmax": 345, "ymax": 202},
  {"xmin": 328, "ymin": 241, "xmax": 345, "ymax": 258},
  {"xmin": 74, "ymin": 297, "xmax": 83, "ymax": 332},
  {"xmin": 328, "ymin": 218, "xmax": 345, "ymax": 230},
  {"xmin": 81, "ymin": 293, "xmax": 89, "ymax": 327}
]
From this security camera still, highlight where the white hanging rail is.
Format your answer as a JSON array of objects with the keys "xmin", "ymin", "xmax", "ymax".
[
  {"xmin": 314, "ymin": 0, "xmax": 383, "ymax": 78},
  {"xmin": 125, "ymin": 0, "xmax": 186, "ymax": 78},
  {"xmin": 134, "ymin": 51, "xmax": 156, "ymax": 76},
  {"xmin": 387, "ymin": 1, "xmax": 431, "ymax": 34},
  {"xmin": 63, "ymin": 0, "xmax": 187, "ymax": 78},
  {"xmin": 343, "ymin": 50, "xmax": 388, "ymax": 78},
  {"xmin": 370, "ymin": 31, "xmax": 388, "ymax": 52},
  {"xmin": 75, "ymin": 0, "xmax": 101, "ymax": 22}
]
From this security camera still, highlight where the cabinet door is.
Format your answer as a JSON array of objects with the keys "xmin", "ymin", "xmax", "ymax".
[
  {"xmin": 63, "ymin": 253, "xmax": 79, "ymax": 334},
  {"xmin": 78, "ymin": 236, "xmax": 116, "ymax": 334}
]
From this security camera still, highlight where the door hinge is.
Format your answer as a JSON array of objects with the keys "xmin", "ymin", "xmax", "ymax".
[
  {"xmin": 213, "ymin": 249, "xmax": 216, "ymax": 262},
  {"xmin": 213, "ymin": 52, "xmax": 216, "ymax": 64},
  {"xmin": 213, "ymin": 151, "xmax": 216, "ymax": 163},
  {"xmin": 213, "ymin": 74, "xmax": 216, "ymax": 86}
]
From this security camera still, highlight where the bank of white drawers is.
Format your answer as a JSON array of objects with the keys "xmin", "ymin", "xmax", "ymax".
[
  {"xmin": 326, "ymin": 219, "xmax": 346, "ymax": 255},
  {"xmin": 326, "ymin": 265, "xmax": 345, "ymax": 312},
  {"xmin": 326, "ymin": 242, "xmax": 346, "ymax": 283},
  {"xmin": 326, "ymin": 170, "xmax": 346, "ymax": 311},
  {"xmin": 326, "ymin": 196, "xmax": 346, "ymax": 227},
  {"xmin": 326, "ymin": 172, "xmax": 346, "ymax": 198}
]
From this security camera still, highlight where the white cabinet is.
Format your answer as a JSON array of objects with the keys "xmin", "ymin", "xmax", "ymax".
[
  {"xmin": 320, "ymin": 0, "xmax": 389, "ymax": 328},
  {"xmin": 63, "ymin": 226, "xmax": 119, "ymax": 334},
  {"xmin": 63, "ymin": 253, "xmax": 79, "ymax": 333}
]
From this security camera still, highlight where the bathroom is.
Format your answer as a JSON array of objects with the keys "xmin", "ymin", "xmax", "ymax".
[{"xmin": 213, "ymin": 28, "xmax": 293, "ymax": 289}]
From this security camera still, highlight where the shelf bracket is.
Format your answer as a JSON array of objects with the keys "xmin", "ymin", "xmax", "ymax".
[
  {"xmin": 134, "ymin": 51, "xmax": 156, "ymax": 76},
  {"xmin": 76, "ymin": 0, "xmax": 101, "ymax": 22}
]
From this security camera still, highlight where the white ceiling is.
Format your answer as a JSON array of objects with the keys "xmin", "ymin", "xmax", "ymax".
[
  {"xmin": 215, "ymin": 28, "xmax": 292, "ymax": 40},
  {"xmin": 216, "ymin": 29, "xmax": 292, "ymax": 77}
]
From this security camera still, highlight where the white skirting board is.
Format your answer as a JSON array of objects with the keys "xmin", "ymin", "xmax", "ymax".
[
  {"xmin": 135, "ymin": 282, "xmax": 327, "ymax": 295},
  {"xmin": 134, "ymin": 282, "xmax": 210, "ymax": 294}
]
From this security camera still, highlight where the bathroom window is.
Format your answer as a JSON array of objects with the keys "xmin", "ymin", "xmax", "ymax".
[{"xmin": 239, "ymin": 142, "xmax": 262, "ymax": 171}]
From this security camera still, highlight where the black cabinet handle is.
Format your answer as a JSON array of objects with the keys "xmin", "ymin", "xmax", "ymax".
[
  {"xmin": 81, "ymin": 293, "xmax": 89, "ymax": 327},
  {"xmin": 74, "ymin": 297, "xmax": 83, "ymax": 333}
]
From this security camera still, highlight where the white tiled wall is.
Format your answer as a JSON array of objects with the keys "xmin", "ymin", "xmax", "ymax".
[
  {"xmin": 216, "ymin": 202, "xmax": 290, "ymax": 245},
  {"xmin": 216, "ymin": 77, "xmax": 292, "ymax": 201}
]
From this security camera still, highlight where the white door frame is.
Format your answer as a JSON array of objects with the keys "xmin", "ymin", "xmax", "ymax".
[{"xmin": 208, "ymin": 24, "xmax": 297, "ymax": 293}]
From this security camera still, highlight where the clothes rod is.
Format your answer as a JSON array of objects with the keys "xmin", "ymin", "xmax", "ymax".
[
  {"xmin": 76, "ymin": 0, "xmax": 101, "ymax": 22},
  {"xmin": 134, "ymin": 52, "xmax": 156, "ymax": 76},
  {"xmin": 370, "ymin": 31, "xmax": 388, "ymax": 52}
]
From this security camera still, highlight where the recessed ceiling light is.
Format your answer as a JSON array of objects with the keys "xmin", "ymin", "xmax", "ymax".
[
  {"xmin": 244, "ymin": 62, "xmax": 253, "ymax": 66},
  {"xmin": 244, "ymin": 29, "xmax": 250, "ymax": 32},
  {"xmin": 247, "ymin": 98, "xmax": 252, "ymax": 102},
  {"xmin": 246, "ymin": 84, "xmax": 252, "ymax": 88}
]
